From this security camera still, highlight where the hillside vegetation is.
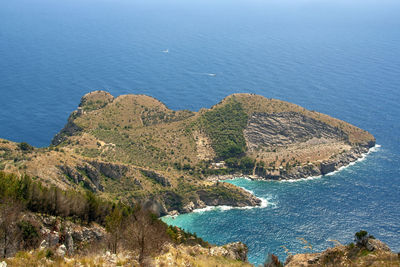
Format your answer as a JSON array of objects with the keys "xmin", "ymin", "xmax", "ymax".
[
  {"xmin": 0, "ymin": 171, "xmax": 253, "ymax": 266},
  {"xmin": 0, "ymin": 91, "xmax": 375, "ymax": 216}
]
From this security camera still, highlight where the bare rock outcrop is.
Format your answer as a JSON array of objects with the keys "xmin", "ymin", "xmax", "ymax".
[
  {"xmin": 210, "ymin": 242, "xmax": 249, "ymax": 262},
  {"xmin": 88, "ymin": 160, "xmax": 128, "ymax": 180},
  {"xmin": 51, "ymin": 115, "xmax": 82, "ymax": 146},
  {"xmin": 59, "ymin": 165, "xmax": 100, "ymax": 192},
  {"xmin": 52, "ymin": 91, "xmax": 114, "ymax": 146},
  {"xmin": 244, "ymin": 112, "xmax": 348, "ymax": 150}
]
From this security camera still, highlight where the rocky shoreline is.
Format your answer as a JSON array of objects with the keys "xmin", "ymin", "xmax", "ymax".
[
  {"xmin": 165, "ymin": 143, "xmax": 378, "ymax": 217},
  {"xmin": 207, "ymin": 142, "xmax": 376, "ymax": 183}
]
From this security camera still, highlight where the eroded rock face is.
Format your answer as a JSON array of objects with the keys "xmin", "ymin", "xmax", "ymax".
[
  {"xmin": 59, "ymin": 161, "xmax": 128, "ymax": 192},
  {"xmin": 59, "ymin": 165, "xmax": 100, "ymax": 192},
  {"xmin": 320, "ymin": 161, "xmax": 336, "ymax": 175},
  {"xmin": 244, "ymin": 112, "xmax": 348, "ymax": 150},
  {"xmin": 51, "ymin": 116, "xmax": 82, "ymax": 146},
  {"xmin": 77, "ymin": 163, "xmax": 103, "ymax": 191},
  {"xmin": 140, "ymin": 169, "xmax": 171, "ymax": 187},
  {"xmin": 88, "ymin": 161, "xmax": 128, "ymax": 180}
]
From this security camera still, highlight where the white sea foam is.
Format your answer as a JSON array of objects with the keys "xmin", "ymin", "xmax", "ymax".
[
  {"xmin": 192, "ymin": 206, "xmax": 217, "ymax": 213},
  {"xmin": 241, "ymin": 186, "xmax": 255, "ymax": 195},
  {"xmin": 186, "ymin": 145, "xmax": 381, "ymax": 214},
  {"xmin": 277, "ymin": 144, "xmax": 381, "ymax": 181},
  {"xmin": 278, "ymin": 175, "xmax": 323, "ymax": 183},
  {"xmin": 190, "ymin": 196, "xmax": 273, "ymax": 213},
  {"xmin": 326, "ymin": 144, "xmax": 380, "ymax": 176}
]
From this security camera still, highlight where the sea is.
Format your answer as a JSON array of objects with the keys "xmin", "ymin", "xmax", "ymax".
[{"xmin": 1, "ymin": 0, "xmax": 399, "ymax": 264}]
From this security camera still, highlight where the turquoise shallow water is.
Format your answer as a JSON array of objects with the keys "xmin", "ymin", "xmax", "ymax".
[
  {"xmin": 1, "ymin": 0, "xmax": 400, "ymax": 264},
  {"xmin": 163, "ymin": 145, "xmax": 400, "ymax": 264}
]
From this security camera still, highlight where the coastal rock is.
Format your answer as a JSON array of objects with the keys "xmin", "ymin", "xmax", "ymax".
[
  {"xmin": 320, "ymin": 161, "xmax": 336, "ymax": 175},
  {"xmin": 280, "ymin": 164, "xmax": 321, "ymax": 180},
  {"xmin": 52, "ymin": 91, "xmax": 114, "ymax": 146},
  {"xmin": 197, "ymin": 185, "xmax": 261, "ymax": 207},
  {"xmin": 182, "ymin": 201, "xmax": 196, "ymax": 213},
  {"xmin": 51, "ymin": 117, "xmax": 82, "ymax": 146}
]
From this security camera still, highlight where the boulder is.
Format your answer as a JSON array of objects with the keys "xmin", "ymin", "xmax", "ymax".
[
  {"xmin": 39, "ymin": 240, "xmax": 49, "ymax": 250},
  {"xmin": 320, "ymin": 161, "xmax": 336, "ymax": 175},
  {"xmin": 48, "ymin": 231, "xmax": 60, "ymax": 247},
  {"xmin": 56, "ymin": 244, "xmax": 67, "ymax": 257},
  {"xmin": 224, "ymin": 242, "xmax": 248, "ymax": 262},
  {"xmin": 65, "ymin": 231, "xmax": 74, "ymax": 254},
  {"xmin": 182, "ymin": 202, "xmax": 195, "ymax": 213},
  {"xmin": 210, "ymin": 242, "xmax": 248, "ymax": 262},
  {"xmin": 367, "ymin": 239, "xmax": 391, "ymax": 252}
]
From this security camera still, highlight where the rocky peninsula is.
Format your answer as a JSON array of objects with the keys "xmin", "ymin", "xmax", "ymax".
[{"xmin": 0, "ymin": 91, "xmax": 375, "ymax": 215}]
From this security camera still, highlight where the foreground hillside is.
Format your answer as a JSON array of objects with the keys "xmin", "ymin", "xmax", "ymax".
[
  {"xmin": 284, "ymin": 231, "xmax": 399, "ymax": 267},
  {"xmin": 0, "ymin": 91, "xmax": 375, "ymax": 215},
  {"xmin": 0, "ymin": 171, "xmax": 251, "ymax": 266}
]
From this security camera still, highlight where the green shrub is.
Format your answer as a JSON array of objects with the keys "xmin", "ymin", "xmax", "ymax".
[
  {"xmin": 18, "ymin": 220, "xmax": 40, "ymax": 249},
  {"xmin": 18, "ymin": 142, "xmax": 33, "ymax": 152},
  {"xmin": 45, "ymin": 249, "xmax": 54, "ymax": 259},
  {"xmin": 200, "ymin": 99, "xmax": 248, "ymax": 159}
]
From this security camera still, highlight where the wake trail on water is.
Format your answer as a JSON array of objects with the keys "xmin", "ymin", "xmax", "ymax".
[{"xmin": 186, "ymin": 71, "xmax": 217, "ymax": 77}]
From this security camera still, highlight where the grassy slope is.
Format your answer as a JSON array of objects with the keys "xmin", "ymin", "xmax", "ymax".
[{"xmin": 0, "ymin": 91, "xmax": 375, "ymax": 211}]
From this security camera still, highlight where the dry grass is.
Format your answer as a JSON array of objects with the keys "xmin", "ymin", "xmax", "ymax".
[{"xmin": 0, "ymin": 91, "xmax": 376, "ymax": 210}]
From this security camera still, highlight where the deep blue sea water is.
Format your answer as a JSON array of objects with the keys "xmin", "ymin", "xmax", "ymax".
[{"xmin": 1, "ymin": 0, "xmax": 399, "ymax": 264}]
